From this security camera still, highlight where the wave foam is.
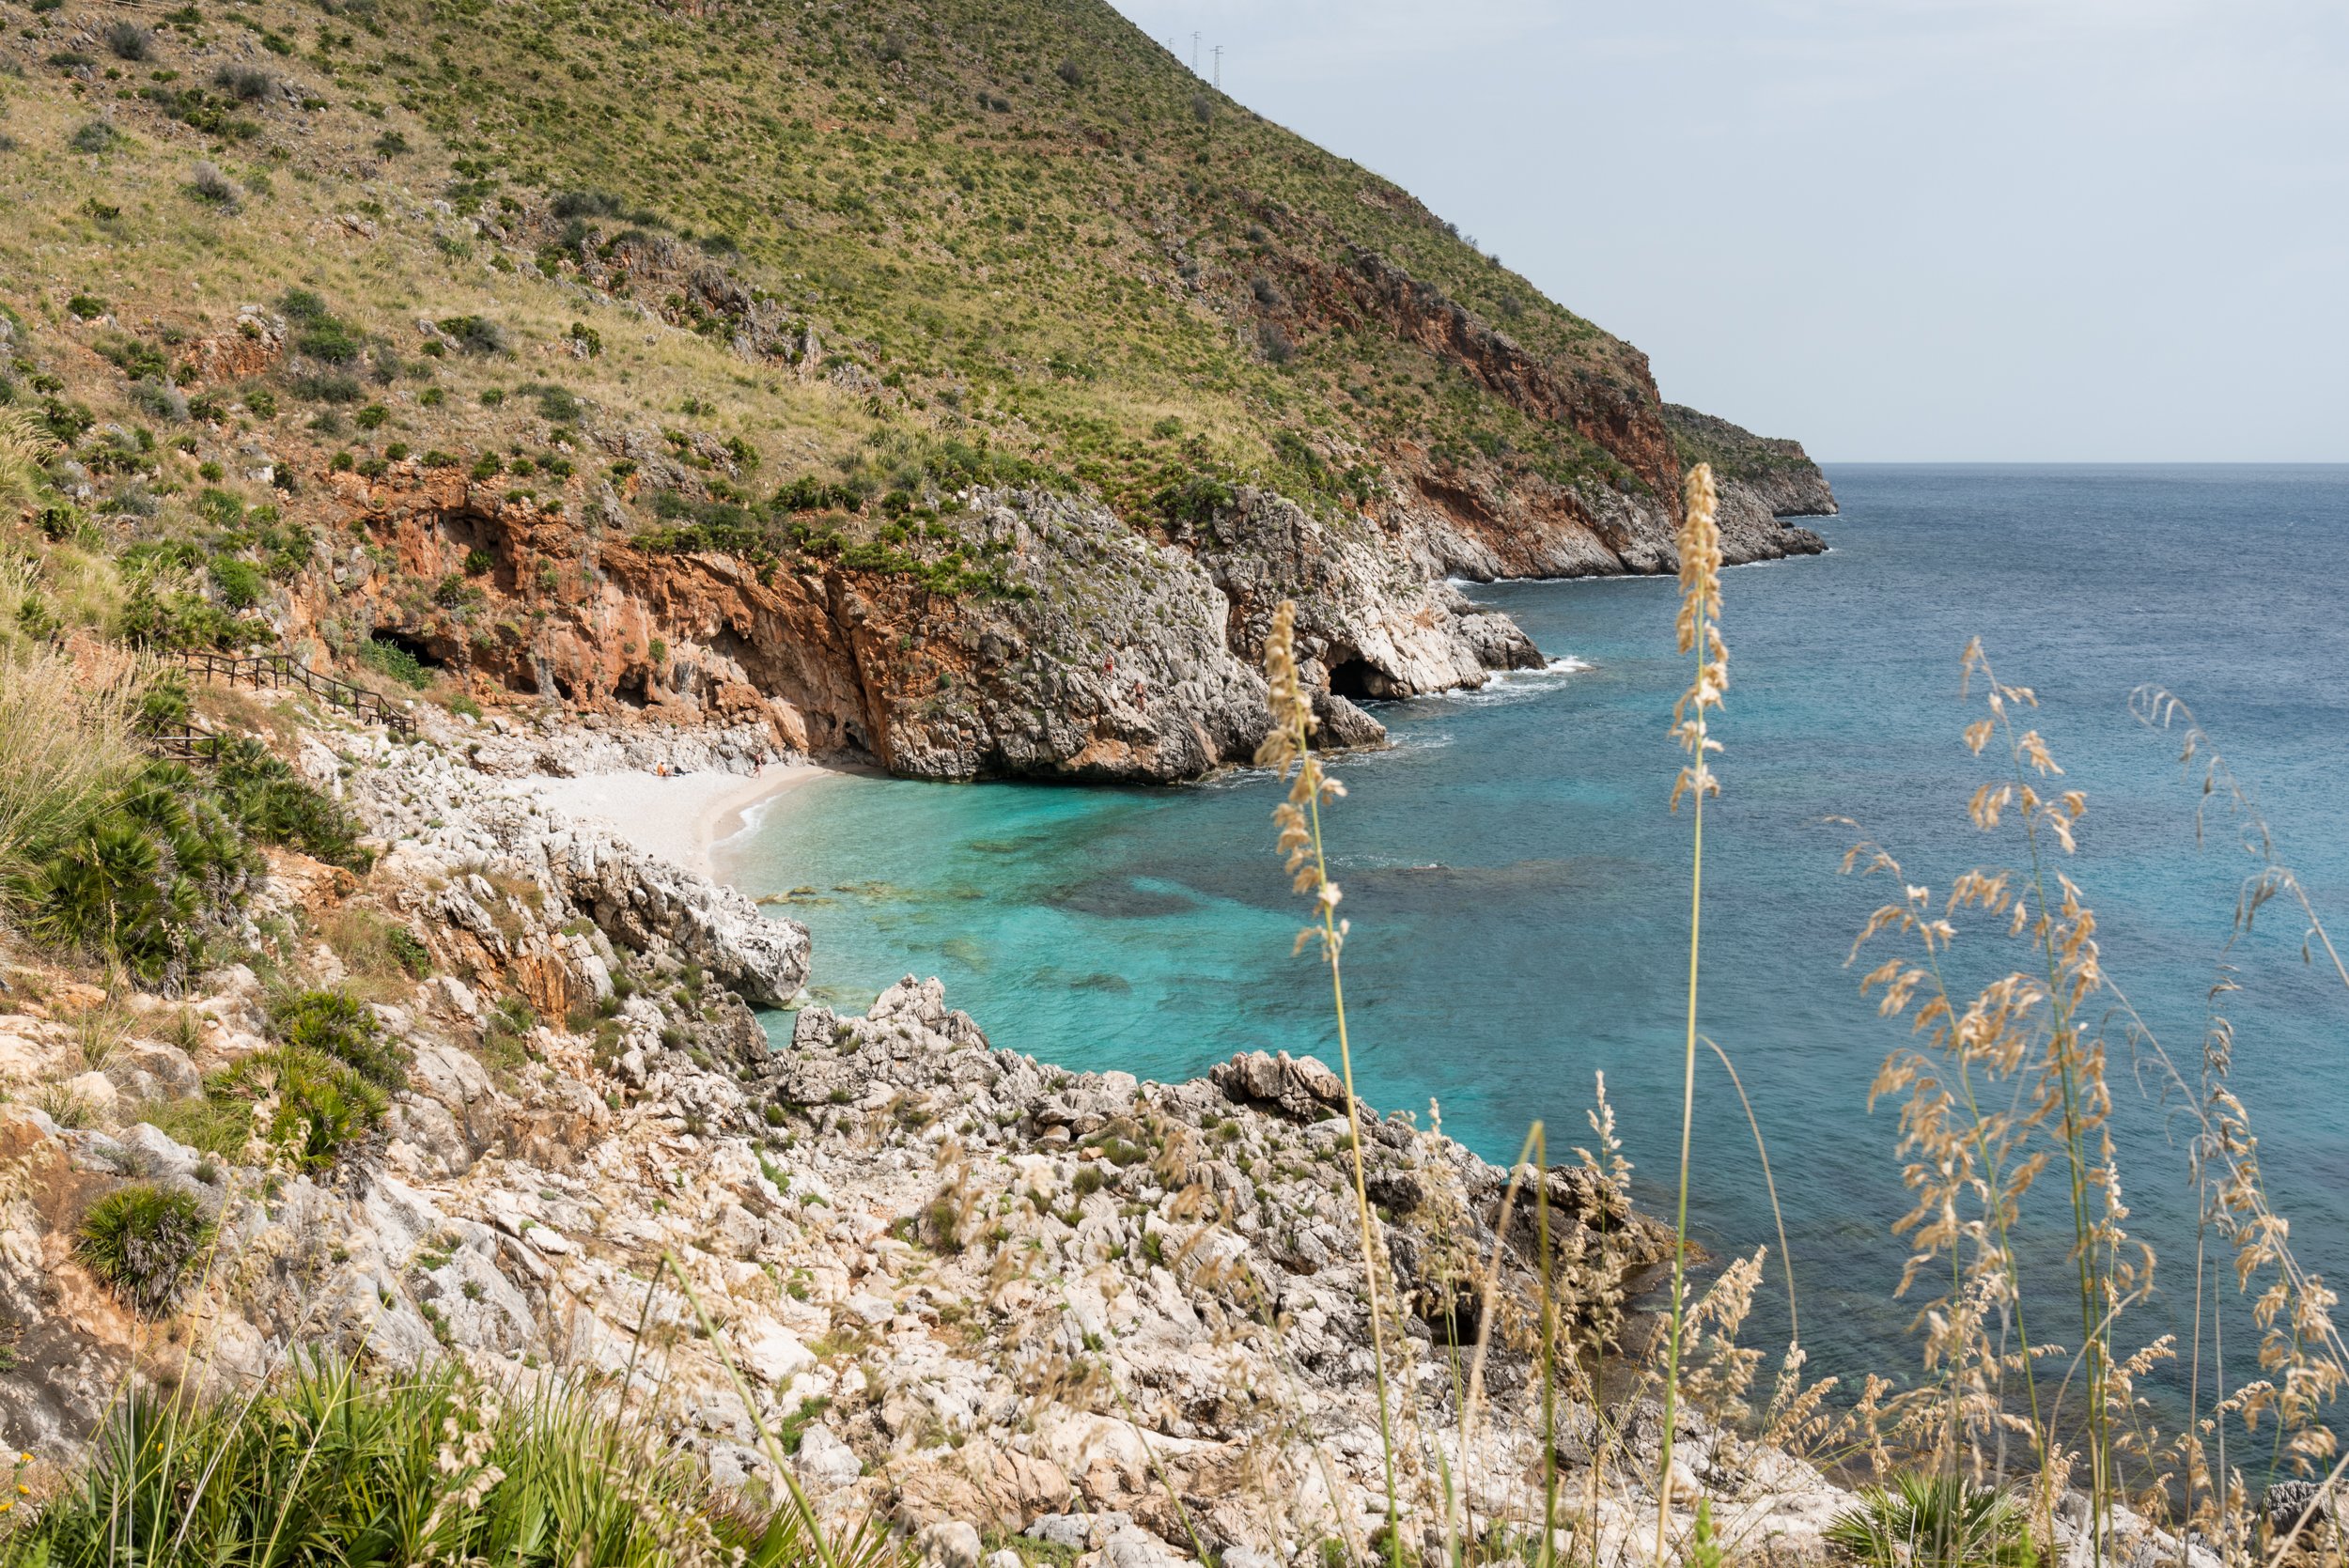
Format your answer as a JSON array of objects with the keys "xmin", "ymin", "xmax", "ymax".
[{"xmin": 1427, "ymin": 656, "xmax": 1595, "ymax": 706}]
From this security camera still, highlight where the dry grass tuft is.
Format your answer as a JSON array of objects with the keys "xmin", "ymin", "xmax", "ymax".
[{"xmin": 0, "ymin": 645, "xmax": 142, "ymax": 914}]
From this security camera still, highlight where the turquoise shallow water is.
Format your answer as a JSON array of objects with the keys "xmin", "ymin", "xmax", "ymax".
[{"xmin": 723, "ymin": 464, "xmax": 2349, "ymax": 1398}]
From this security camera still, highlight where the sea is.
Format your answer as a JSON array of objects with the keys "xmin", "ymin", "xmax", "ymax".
[{"xmin": 720, "ymin": 464, "xmax": 2349, "ymax": 1406}]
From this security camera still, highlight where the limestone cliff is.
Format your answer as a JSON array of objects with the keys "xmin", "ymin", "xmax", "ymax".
[{"xmin": 291, "ymin": 468, "xmax": 1553, "ymax": 781}]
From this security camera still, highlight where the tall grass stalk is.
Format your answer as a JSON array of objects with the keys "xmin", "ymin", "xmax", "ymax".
[
  {"xmin": 1256, "ymin": 599, "xmax": 1404, "ymax": 1561},
  {"xmin": 1657, "ymin": 461, "xmax": 1727, "ymax": 1560},
  {"xmin": 661, "ymin": 1250, "xmax": 908, "ymax": 1568}
]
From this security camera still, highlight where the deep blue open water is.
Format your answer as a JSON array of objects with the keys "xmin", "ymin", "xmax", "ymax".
[{"xmin": 723, "ymin": 465, "xmax": 2349, "ymax": 1401}]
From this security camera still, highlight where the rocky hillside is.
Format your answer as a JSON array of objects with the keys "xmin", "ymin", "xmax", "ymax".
[
  {"xmin": 4, "ymin": 693, "xmax": 2238, "ymax": 1568},
  {"xmin": 0, "ymin": 701, "xmax": 1833, "ymax": 1568},
  {"xmin": 0, "ymin": 0, "xmax": 1831, "ymax": 782}
]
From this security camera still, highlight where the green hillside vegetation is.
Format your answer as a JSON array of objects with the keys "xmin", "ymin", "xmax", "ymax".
[
  {"xmin": 1662, "ymin": 402, "xmax": 1824, "ymax": 486},
  {"xmin": 0, "ymin": 0, "xmax": 1694, "ymax": 636}
]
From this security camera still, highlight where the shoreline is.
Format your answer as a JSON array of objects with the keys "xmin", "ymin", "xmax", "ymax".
[{"xmin": 523, "ymin": 760, "xmax": 833, "ymax": 878}]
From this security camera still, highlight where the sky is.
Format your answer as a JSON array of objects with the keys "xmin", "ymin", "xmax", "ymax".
[{"xmin": 1105, "ymin": 0, "xmax": 2349, "ymax": 462}]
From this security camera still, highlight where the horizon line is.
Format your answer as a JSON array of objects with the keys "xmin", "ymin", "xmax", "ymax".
[{"xmin": 1812, "ymin": 458, "xmax": 2349, "ymax": 469}]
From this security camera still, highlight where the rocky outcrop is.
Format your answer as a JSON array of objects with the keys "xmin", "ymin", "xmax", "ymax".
[
  {"xmin": 291, "ymin": 474, "xmax": 1557, "ymax": 784},
  {"xmin": 324, "ymin": 726, "xmax": 811, "ymax": 1007},
  {"xmin": 1662, "ymin": 403, "xmax": 1839, "ymax": 520},
  {"xmin": 1724, "ymin": 467, "xmax": 1836, "ymax": 520},
  {"xmin": 6, "ymin": 929, "xmax": 1704, "ymax": 1566},
  {"xmin": 1191, "ymin": 489, "xmax": 1542, "ymax": 703},
  {"xmin": 1203, "ymin": 245, "xmax": 1835, "ymax": 584}
]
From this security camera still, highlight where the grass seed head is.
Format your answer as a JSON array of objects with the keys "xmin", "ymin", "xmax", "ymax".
[{"xmin": 1672, "ymin": 463, "xmax": 1727, "ymax": 810}]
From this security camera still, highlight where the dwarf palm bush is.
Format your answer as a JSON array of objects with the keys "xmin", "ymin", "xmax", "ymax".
[
  {"xmin": 74, "ymin": 1184, "xmax": 215, "ymax": 1316},
  {"xmin": 270, "ymin": 986, "xmax": 409, "ymax": 1088},
  {"xmin": 23, "ymin": 761, "xmax": 254, "ymax": 986},
  {"xmin": 1827, "ymin": 1473, "xmax": 2037, "ymax": 1568},
  {"xmin": 208, "ymin": 1045, "xmax": 386, "ymax": 1170}
]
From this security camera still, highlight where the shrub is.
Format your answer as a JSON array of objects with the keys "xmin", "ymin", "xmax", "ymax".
[
  {"xmin": 270, "ymin": 988, "xmax": 408, "ymax": 1089},
  {"xmin": 438, "ymin": 315, "xmax": 506, "ymax": 354},
  {"xmin": 75, "ymin": 1185, "xmax": 215, "ymax": 1315},
  {"xmin": 1054, "ymin": 59, "xmax": 1084, "ymax": 86},
  {"xmin": 69, "ymin": 121, "xmax": 121, "ymax": 155},
  {"xmin": 210, "ymin": 737, "xmax": 367, "ymax": 868},
  {"xmin": 372, "ymin": 129, "xmax": 409, "ymax": 157},
  {"xmin": 1826, "ymin": 1474, "xmax": 2036, "ymax": 1568},
  {"xmin": 24, "ymin": 765, "xmax": 257, "ymax": 984},
  {"xmin": 550, "ymin": 188, "xmax": 624, "ymax": 220},
  {"xmin": 67, "ymin": 291, "xmax": 109, "ymax": 318},
  {"xmin": 386, "ymin": 926, "xmax": 431, "ymax": 977},
  {"xmin": 210, "ymin": 556, "xmax": 265, "ymax": 608},
  {"xmin": 294, "ymin": 317, "xmax": 364, "ymax": 365},
  {"xmin": 120, "ymin": 575, "xmax": 258, "ymax": 652},
  {"xmin": 359, "ymin": 634, "xmax": 432, "ymax": 689},
  {"xmin": 103, "ymin": 22, "xmax": 155, "ymax": 60},
  {"xmin": 188, "ymin": 161, "xmax": 241, "ymax": 209},
  {"xmin": 212, "ymin": 64, "xmax": 276, "ymax": 102},
  {"xmin": 210, "ymin": 1045, "xmax": 385, "ymax": 1169},
  {"xmin": 528, "ymin": 384, "xmax": 583, "ymax": 423},
  {"xmin": 130, "ymin": 380, "xmax": 189, "ymax": 422},
  {"xmin": 287, "ymin": 369, "xmax": 364, "ymax": 403}
]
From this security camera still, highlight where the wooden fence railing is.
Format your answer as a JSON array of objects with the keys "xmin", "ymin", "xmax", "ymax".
[
  {"xmin": 169, "ymin": 649, "xmax": 416, "ymax": 737},
  {"xmin": 132, "ymin": 648, "xmax": 416, "ymax": 765},
  {"xmin": 139, "ymin": 731, "xmax": 235, "ymax": 765}
]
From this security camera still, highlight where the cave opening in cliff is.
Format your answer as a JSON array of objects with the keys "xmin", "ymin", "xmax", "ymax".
[
  {"xmin": 1327, "ymin": 658, "xmax": 1383, "ymax": 700},
  {"xmin": 614, "ymin": 666, "xmax": 649, "ymax": 708},
  {"xmin": 371, "ymin": 628, "xmax": 445, "ymax": 673}
]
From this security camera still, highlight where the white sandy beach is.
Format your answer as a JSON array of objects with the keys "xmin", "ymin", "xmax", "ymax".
[{"xmin": 524, "ymin": 762, "xmax": 831, "ymax": 877}]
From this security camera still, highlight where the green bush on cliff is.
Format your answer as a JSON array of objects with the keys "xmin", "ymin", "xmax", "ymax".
[
  {"xmin": 22, "ymin": 752, "xmax": 364, "ymax": 983},
  {"xmin": 210, "ymin": 738, "xmax": 368, "ymax": 869},
  {"xmin": 1826, "ymin": 1474, "xmax": 2037, "ymax": 1568},
  {"xmin": 360, "ymin": 633, "xmax": 434, "ymax": 689},
  {"xmin": 73, "ymin": 1184, "xmax": 216, "ymax": 1317},
  {"xmin": 270, "ymin": 987, "xmax": 409, "ymax": 1089},
  {"xmin": 119, "ymin": 573, "xmax": 265, "ymax": 652},
  {"xmin": 23, "ymin": 762, "xmax": 258, "ymax": 986},
  {"xmin": 207, "ymin": 1044, "xmax": 386, "ymax": 1169}
]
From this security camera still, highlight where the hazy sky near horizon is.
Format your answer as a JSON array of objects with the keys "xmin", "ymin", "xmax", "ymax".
[{"xmin": 1106, "ymin": 0, "xmax": 2347, "ymax": 462}]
